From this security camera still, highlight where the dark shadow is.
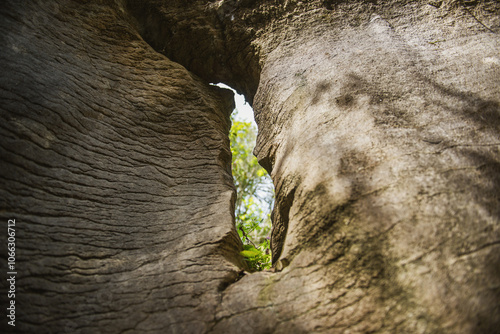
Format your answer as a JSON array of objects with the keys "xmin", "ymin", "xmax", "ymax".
[
  {"xmin": 124, "ymin": 0, "xmax": 261, "ymax": 104},
  {"xmin": 311, "ymin": 80, "xmax": 332, "ymax": 105},
  {"xmin": 417, "ymin": 74, "xmax": 500, "ymax": 129}
]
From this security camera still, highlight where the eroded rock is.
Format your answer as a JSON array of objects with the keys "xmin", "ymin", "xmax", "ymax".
[
  {"xmin": 1, "ymin": 0, "xmax": 499, "ymax": 333},
  {"xmin": 1, "ymin": 1, "xmax": 242, "ymax": 332}
]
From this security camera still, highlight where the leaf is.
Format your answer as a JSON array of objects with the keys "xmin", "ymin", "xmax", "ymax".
[{"xmin": 240, "ymin": 250, "xmax": 260, "ymax": 258}]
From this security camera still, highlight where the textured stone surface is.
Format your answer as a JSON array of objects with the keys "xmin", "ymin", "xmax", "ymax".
[
  {"xmin": 1, "ymin": 0, "xmax": 499, "ymax": 333},
  {"xmin": 250, "ymin": 1, "xmax": 500, "ymax": 333},
  {"xmin": 0, "ymin": 1, "xmax": 243, "ymax": 333}
]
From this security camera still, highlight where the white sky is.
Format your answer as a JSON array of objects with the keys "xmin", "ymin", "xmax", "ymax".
[{"xmin": 215, "ymin": 83, "xmax": 255, "ymax": 124}]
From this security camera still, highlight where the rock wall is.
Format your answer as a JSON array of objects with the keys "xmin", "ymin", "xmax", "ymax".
[
  {"xmin": 0, "ymin": 1, "xmax": 243, "ymax": 332},
  {"xmin": 249, "ymin": 2, "xmax": 500, "ymax": 333},
  {"xmin": 1, "ymin": 0, "xmax": 499, "ymax": 333}
]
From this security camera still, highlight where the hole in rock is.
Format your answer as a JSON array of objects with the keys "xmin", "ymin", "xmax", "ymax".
[{"xmin": 214, "ymin": 83, "xmax": 274, "ymax": 272}]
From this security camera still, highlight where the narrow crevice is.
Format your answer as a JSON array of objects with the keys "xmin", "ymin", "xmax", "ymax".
[
  {"xmin": 221, "ymin": 83, "xmax": 274, "ymax": 272},
  {"xmin": 122, "ymin": 1, "xmax": 277, "ymax": 271}
]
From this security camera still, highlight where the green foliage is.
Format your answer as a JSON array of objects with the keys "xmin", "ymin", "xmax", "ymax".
[
  {"xmin": 240, "ymin": 244, "xmax": 271, "ymax": 272},
  {"xmin": 230, "ymin": 110, "xmax": 274, "ymax": 271}
]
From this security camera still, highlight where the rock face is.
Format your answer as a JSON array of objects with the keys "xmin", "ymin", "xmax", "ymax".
[
  {"xmin": 0, "ymin": 1, "xmax": 242, "ymax": 332},
  {"xmin": 1, "ymin": 0, "xmax": 499, "ymax": 333}
]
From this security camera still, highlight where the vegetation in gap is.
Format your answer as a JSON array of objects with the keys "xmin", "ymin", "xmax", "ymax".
[{"xmin": 230, "ymin": 111, "xmax": 274, "ymax": 271}]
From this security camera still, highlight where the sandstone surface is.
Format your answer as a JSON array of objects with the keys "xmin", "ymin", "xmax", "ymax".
[{"xmin": 1, "ymin": 0, "xmax": 499, "ymax": 333}]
